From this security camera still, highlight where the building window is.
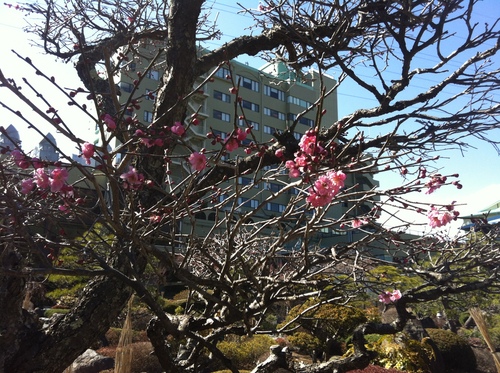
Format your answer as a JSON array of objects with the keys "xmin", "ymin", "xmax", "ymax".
[
  {"xmin": 241, "ymin": 100, "xmax": 260, "ymax": 112},
  {"xmin": 264, "ymin": 85, "xmax": 285, "ymax": 101},
  {"xmin": 215, "ymin": 67, "xmax": 231, "ymax": 79},
  {"xmin": 238, "ymin": 197, "xmax": 259, "ymax": 209},
  {"xmin": 238, "ymin": 177, "xmax": 259, "ymax": 188},
  {"xmin": 265, "ymin": 182, "xmax": 283, "ymax": 192},
  {"xmin": 145, "ymin": 89, "xmax": 156, "ymax": 101},
  {"xmin": 121, "ymin": 82, "xmax": 134, "ymax": 93},
  {"xmin": 264, "ymin": 107, "xmax": 286, "ymax": 121},
  {"xmin": 213, "ymin": 110, "xmax": 231, "ymax": 122},
  {"xmin": 146, "ymin": 69, "xmax": 160, "ymax": 80},
  {"xmin": 288, "ymin": 113, "xmax": 314, "ymax": 127},
  {"xmin": 127, "ymin": 62, "xmax": 136, "ymax": 72},
  {"xmin": 288, "ymin": 95, "xmax": 312, "ymax": 108},
  {"xmin": 144, "ymin": 111, "xmax": 153, "ymax": 122},
  {"xmin": 264, "ymin": 125, "xmax": 276, "ymax": 135},
  {"xmin": 212, "ymin": 130, "xmax": 227, "ymax": 140},
  {"xmin": 293, "ymin": 132, "xmax": 302, "ymax": 141},
  {"xmin": 214, "ymin": 90, "xmax": 231, "ymax": 103},
  {"xmin": 266, "ymin": 202, "xmax": 286, "ymax": 213},
  {"xmin": 237, "ymin": 75, "xmax": 260, "ymax": 92},
  {"xmin": 299, "ymin": 117, "xmax": 314, "ymax": 127},
  {"xmin": 195, "ymin": 212, "xmax": 206, "ymax": 220},
  {"xmin": 238, "ymin": 118, "xmax": 259, "ymax": 131}
]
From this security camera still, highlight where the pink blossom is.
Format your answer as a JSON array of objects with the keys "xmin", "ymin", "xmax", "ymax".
[
  {"xmin": 425, "ymin": 175, "xmax": 446, "ymax": 194},
  {"xmin": 120, "ymin": 166, "xmax": 144, "ymax": 189},
  {"xmin": 189, "ymin": 152, "xmax": 207, "ymax": 171},
  {"xmin": 50, "ymin": 168, "xmax": 69, "ymax": 192},
  {"xmin": 33, "ymin": 168, "xmax": 50, "ymax": 189},
  {"xmin": 427, "ymin": 206, "xmax": 457, "ymax": 228},
  {"xmin": 31, "ymin": 158, "xmax": 44, "ymax": 169},
  {"xmin": 378, "ymin": 291, "xmax": 392, "ymax": 304},
  {"xmin": 20, "ymin": 178, "xmax": 35, "ymax": 194},
  {"xmin": 306, "ymin": 189, "xmax": 334, "ymax": 208},
  {"xmin": 294, "ymin": 153, "xmax": 308, "ymax": 168},
  {"xmin": 225, "ymin": 138, "xmax": 239, "ymax": 152},
  {"xmin": 285, "ymin": 161, "xmax": 300, "ymax": 178},
  {"xmin": 81, "ymin": 142, "xmax": 95, "ymax": 164},
  {"xmin": 390, "ymin": 289, "xmax": 402, "ymax": 302},
  {"xmin": 298, "ymin": 132, "xmax": 319, "ymax": 155},
  {"xmin": 171, "ymin": 121, "xmax": 185, "ymax": 136},
  {"xmin": 11, "ymin": 149, "xmax": 23, "ymax": 162},
  {"xmin": 58, "ymin": 204, "xmax": 69, "ymax": 213},
  {"xmin": 10, "ymin": 149, "xmax": 30, "ymax": 169},
  {"xmin": 379, "ymin": 289, "xmax": 402, "ymax": 304},
  {"xmin": 327, "ymin": 170, "xmax": 346, "ymax": 189},
  {"xmin": 236, "ymin": 128, "xmax": 247, "ymax": 142},
  {"xmin": 102, "ymin": 114, "xmax": 116, "ymax": 130},
  {"xmin": 306, "ymin": 170, "xmax": 345, "ymax": 208},
  {"xmin": 150, "ymin": 215, "xmax": 162, "ymax": 224},
  {"xmin": 351, "ymin": 218, "xmax": 368, "ymax": 228}
]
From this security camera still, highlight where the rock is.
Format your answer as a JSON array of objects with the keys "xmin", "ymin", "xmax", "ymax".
[{"xmin": 70, "ymin": 349, "xmax": 114, "ymax": 373}]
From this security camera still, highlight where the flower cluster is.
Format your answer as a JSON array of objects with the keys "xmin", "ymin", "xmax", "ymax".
[
  {"xmin": 306, "ymin": 171, "xmax": 346, "ymax": 208},
  {"xmin": 225, "ymin": 128, "xmax": 248, "ymax": 152},
  {"xmin": 189, "ymin": 152, "xmax": 207, "ymax": 171},
  {"xmin": 11, "ymin": 149, "xmax": 30, "ymax": 169},
  {"xmin": 284, "ymin": 130, "xmax": 345, "ymax": 208},
  {"xmin": 425, "ymin": 174, "xmax": 447, "ymax": 194},
  {"xmin": 378, "ymin": 289, "xmax": 402, "ymax": 304},
  {"xmin": 120, "ymin": 166, "xmax": 144, "ymax": 190},
  {"xmin": 285, "ymin": 130, "xmax": 330, "ymax": 177},
  {"xmin": 134, "ymin": 129, "xmax": 165, "ymax": 148},
  {"xmin": 102, "ymin": 114, "xmax": 116, "ymax": 130},
  {"xmin": 428, "ymin": 204, "xmax": 459, "ymax": 228},
  {"xmin": 81, "ymin": 142, "xmax": 95, "ymax": 165},
  {"xmin": 19, "ymin": 166, "xmax": 72, "ymax": 209},
  {"xmin": 171, "ymin": 121, "xmax": 185, "ymax": 136}
]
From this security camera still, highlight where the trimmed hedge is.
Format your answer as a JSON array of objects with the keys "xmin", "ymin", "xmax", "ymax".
[{"xmin": 426, "ymin": 328, "xmax": 476, "ymax": 372}]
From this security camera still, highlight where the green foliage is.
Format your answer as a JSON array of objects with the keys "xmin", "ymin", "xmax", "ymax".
[
  {"xmin": 44, "ymin": 308, "xmax": 71, "ymax": 318},
  {"xmin": 216, "ymin": 335, "xmax": 275, "ymax": 369},
  {"xmin": 282, "ymin": 299, "xmax": 368, "ymax": 342},
  {"xmin": 426, "ymin": 328, "xmax": 477, "ymax": 372},
  {"xmin": 368, "ymin": 265, "xmax": 422, "ymax": 292},
  {"xmin": 288, "ymin": 331, "xmax": 321, "ymax": 353},
  {"xmin": 162, "ymin": 299, "xmax": 186, "ymax": 314},
  {"xmin": 45, "ymin": 274, "xmax": 86, "ymax": 303},
  {"xmin": 487, "ymin": 313, "xmax": 500, "ymax": 347},
  {"xmin": 367, "ymin": 333, "xmax": 435, "ymax": 373}
]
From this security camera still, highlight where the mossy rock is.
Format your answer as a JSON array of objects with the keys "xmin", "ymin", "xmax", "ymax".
[{"xmin": 426, "ymin": 328, "xmax": 476, "ymax": 372}]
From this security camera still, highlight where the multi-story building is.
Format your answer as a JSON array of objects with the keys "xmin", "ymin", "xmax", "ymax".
[
  {"xmin": 116, "ymin": 51, "xmax": 379, "ymax": 247},
  {"xmin": 119, "ymin": 52, "xmax": 379, "ymax": 248}
]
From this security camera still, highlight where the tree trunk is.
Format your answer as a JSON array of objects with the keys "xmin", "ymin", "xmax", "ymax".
[{"xmin": 3, "ymin": 256, "xmax": 133, "ymax": 373}]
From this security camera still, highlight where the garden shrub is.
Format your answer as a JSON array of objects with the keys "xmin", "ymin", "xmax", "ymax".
[
  {"xmin": 216, "ymin": 335, "xmax": 275, "ymax": 369},
  {"xmin": 105, "ymin": 327, "xmax": 148, "ymax": 346},
  {"xmin": 346, "ymin": 365, "xmax": 406, "ymax": 373},
  {"xmin": 367, "ymin": 333, "xmax": 435, "ymax": 373},
  {"xmin": 129, "ymin": 342, "xmax": 163, "ymax": 373},
  {"xmin": 98, "ymin": 342, "xmax": 162, "ymax": 373},
  {"xmin": 426, "ymin": 328, "xmax": 477, "ymax": 372},
  {"xmin": 288, "ymin": 331, "xmax": 321, "ymax": 354}
]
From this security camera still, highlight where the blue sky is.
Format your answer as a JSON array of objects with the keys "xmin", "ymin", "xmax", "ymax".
[{"xmin": 0, "ymin": 0, "xmax": 499, "ymax": 233}]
